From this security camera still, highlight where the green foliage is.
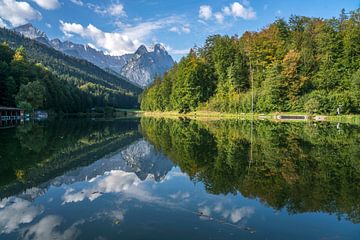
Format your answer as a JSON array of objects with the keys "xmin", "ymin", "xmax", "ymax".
[
  {"xmin": 0, "ymin": 28, "xmax": 141, "ymax": 109},
  {"xmin": 141, "ymin": 118, "xmax": 360, "ymax": 223},
  {"xmin": 141, "ymin": 10, "xmax": 360, "ymax": 114},
  {"xmin": 17, "ymin": 101, "xmax": 32, "ymax": 112},
  {"xmin": 0, "ymin": 43, "xmax": 94, "ymax": 112},
  {"xmin": 16, "ymin": 80, "xmax": 45, "ymax": 110}
]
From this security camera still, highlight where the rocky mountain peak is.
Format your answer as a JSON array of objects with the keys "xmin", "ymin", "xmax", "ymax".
[
  {"xmin": 13, "ymin": 25, "xmax": 174, "ymax": 88},
  {"xmin": 135, "ymin": 45, "xmax": 148, "ymax": 55},
  {"xmin": 154, "ymin": 43, "xmax": 166, "ymax": 53},
  {"xmin": 13, "ymin": 23, "xmax": 48, "ymax": 40}
]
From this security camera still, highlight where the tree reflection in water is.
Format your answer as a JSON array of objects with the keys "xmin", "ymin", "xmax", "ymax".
[{"xmin": 141, "ymin": 118, "xmax": 360, "ymax": 223}]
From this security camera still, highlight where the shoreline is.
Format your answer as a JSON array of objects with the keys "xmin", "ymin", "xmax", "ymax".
[{"xmin": 140, "ymin": 111, "xmax": 360, "ymax": 124}]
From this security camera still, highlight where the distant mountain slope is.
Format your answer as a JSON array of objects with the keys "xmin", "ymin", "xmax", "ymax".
[
  {"xmin": 120, "ymin": 44, "xmax": 175, "ymax": 87},
  {"xmin": 0, "ymin": 27, "xmax": 142, "ymax": 108},
  {"xmin": 13, "ymin": 24, "xmax": 175, "ymax": 87}
]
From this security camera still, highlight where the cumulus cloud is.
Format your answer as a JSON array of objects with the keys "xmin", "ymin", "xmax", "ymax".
[
  {"xmin": 230, "ymin": 207, "xmax": 255, "ymax": 223},
  {"xmin": 229, "ymin": 2, "xmax": 256, "ymax": 19},
  {"xmin": 0, "ymin": 0, "xmax": 41, "ymax": 26},
  {"xmin": 162, "ymin": 45, "xmax": 190, "ymax": 56},
  {"xmin": 169, "ymin": 24, "xmax": 190, "ymax": 34},
  {"xmin": 0, "ymin": 197, "xmax": 42, "ymax": 234},
  {"xmin": 22, "ymin": 215, "xmax": 80, "ymax": 240},
  {"xmin": 108, "ymin": 3, "xmax": 125, "ymax": 16},
  {"xmin": 60, "ymin": 17, "xmax": 178, "ymax": 55},
  {"xmin": 32, "ymin": 0, "xmax": 60, "ymax": 10},
  {"xmin": 70, "ymin": 0, "xmax": 83, "ymax": 6},
  {"xmin": 199, "ymin": 5, "xmax": 212, "ymax": 20},
  {"xmin": 199, "ymin": 1, "xmax": 256, "ymax": 24},
  {"xmin": 87, "ymin": 2, "xmax": 126, "ymax": 17},
  {"xmin": 169, "ymin": 191, "xmax": 190, "ymax": 200},
  {"xmin": 62, "ymin": 170, "xmax": 158, "ymax": 204},
  {"xmin": 182, "ymin": 24, "xmax": 191, "ymax": 33},
  {"xmin": 214, "ymin": 12, "xmax": 224, "ymax": 24}
]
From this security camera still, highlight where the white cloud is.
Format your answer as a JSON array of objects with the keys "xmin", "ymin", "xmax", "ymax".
[
  {"xmin": 87, "ymin": 2, "xmax": 126, "ymax": 17},
  {"xmin": 70, "ymin": 0, "xmax": 83, "ymax": 6},
  {"xmin": 230, "ymin": 207, "xmax": 255, "ymax": 223},
  {"xmin": 214, "ymin": 12, "xmax": 224, "ymax": 24},
  {"xmin": 169, "ymin": 49, "xmax": 189, "ymax": 55},
  {"xmin": 230, "ymin": 2, "xmax": 256, "ymax": 19},
  {"xmin": 0, "ymin": 0, "xmax": 41, "ymax": 26},
  {"xmin": 163, "ymin": 45, "xmax": 189, "ymax": 55},
  {"xmin": 62, "ymin": 170, "xmax": 159, "ymax": 204},
  {"xmin": 60, "ymin": 17, "xmax": 178, "ymax": 55},
  {"xmin": 22, "ymin": 215, "xmax": 79, "ymax": 240},
  {"xmin": 169, "ymin": 191, "xmax": 190, "ymax": 200},
  {"xmin": 222, "ymin": 6, "xmax": 231, "ymax": 16},
  {"xmin": 108, "ymin": 3, "xmax": 126, "ymax": 16},
  {"xmin": 0, "ymin": 197, "xmax": 42, "ymax": 234},
  {"xmin": 199, "ymin": 5, "xmax": 212, "ymax": 20},
  {"xmin": 45, "ymin": 23, "xmax": 51, "ymax": 28},
  {"xmin": 200, "ymin": 2, "xmax": 256, "ymax": 24},
  {"xmin": 182, "ymin": 24, "xmax": 191, "ymax": 33},
  {"xmin": 169, "ymin": 24, "xmax": 190, "ymax": 34},
  {"xmin": 32, "ymin": 0, "xmax": 60, "ymax": 10},
  {"xmin": 169, "ymin": 26, "xmax": 179, "ymax": 33}
]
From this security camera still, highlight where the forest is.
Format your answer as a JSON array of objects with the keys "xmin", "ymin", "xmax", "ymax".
[
  {"xmin": 0, "ymin": 28, "xmax": 141, "ymax": 111},
  {"xmin": 141, "ymin": 10, "xmax": 360, "ymax": 115}
]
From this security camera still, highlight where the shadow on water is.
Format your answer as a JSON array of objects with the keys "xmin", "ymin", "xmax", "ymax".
[{"xmin": 140, "ymin": 117, "xmax": 360, "ymax": 223}]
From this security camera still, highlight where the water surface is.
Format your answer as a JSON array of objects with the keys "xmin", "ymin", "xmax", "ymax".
[{"xmin": 0, "ymin": 118, "xmax": 359, "ymax": 239}]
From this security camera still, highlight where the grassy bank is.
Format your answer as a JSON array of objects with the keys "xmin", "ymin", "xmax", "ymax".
[{"xmin": 140, "ymin": 111, "xmax": 360, "ymax": 124}]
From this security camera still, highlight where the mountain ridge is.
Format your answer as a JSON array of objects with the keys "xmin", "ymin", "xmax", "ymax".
[
  {"xmin": 13, "ymin": 23, "xmax": 175, "ymax": 87},
  {"xmin": 0, "ymin": 27, "xmax": 142, "ymax": 109}
]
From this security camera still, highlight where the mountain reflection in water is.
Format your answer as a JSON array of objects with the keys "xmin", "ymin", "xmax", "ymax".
[{"xmin": 0, "ymin": 118, "xmax": 359, "ymax": 240}]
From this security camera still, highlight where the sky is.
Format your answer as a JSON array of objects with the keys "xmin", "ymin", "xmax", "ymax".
[{"xmin": 0, "ymin": 0, "xmax": 359, "ymax": 60}]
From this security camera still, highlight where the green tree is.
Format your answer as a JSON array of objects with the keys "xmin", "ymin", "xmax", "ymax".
[{"xmin": 16, "ymin": 80, "xmax": 45, "ymax": 110}]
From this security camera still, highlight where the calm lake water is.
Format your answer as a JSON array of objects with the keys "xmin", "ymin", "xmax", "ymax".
[{"xmin": 0, "ymin": 118, "xmax": 359, "ymax": 240}]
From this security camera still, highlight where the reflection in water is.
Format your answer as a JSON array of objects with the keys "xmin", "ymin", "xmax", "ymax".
[
  {"xmin": 0, "ymin": 119, "xmax": 141, "ymax": 198},
  {"xmin": 141, "ymin": 118, "xmax": 360, "ymax": 223},
  {"xmin": 0, "ymin": 118, "xmax": 359, "ymax": 239}
]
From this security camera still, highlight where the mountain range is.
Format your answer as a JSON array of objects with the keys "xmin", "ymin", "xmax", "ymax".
[
  {"xmin": 13, "ymin": 24, "xmax": 174, "ymax": 87},
  {"xmin": 0, "ymin": 26, "xmax": 142, "ymax": 109}
]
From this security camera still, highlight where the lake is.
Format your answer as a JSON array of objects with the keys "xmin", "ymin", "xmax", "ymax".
[{"xmin": 0, "ymin": 117, "xmax": 359, "ymax": 240}]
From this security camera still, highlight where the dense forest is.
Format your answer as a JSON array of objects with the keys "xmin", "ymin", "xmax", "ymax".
[
  {"xmin": 141, "ymin": 118, "xmax": 360, "ymax": 223},
  {"xmin": 141, "ymin": 10, "xmax": 360, "ymax": 114},
  {"xmin": 0, "ymin": 28, "xmax": 141, "ymax": 111},
  {"xmin": 0, "ymin": 43, "xmax": 93, "ymax": 112}
]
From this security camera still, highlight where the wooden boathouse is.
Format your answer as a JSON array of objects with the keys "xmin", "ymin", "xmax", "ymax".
[
  {"xmin": 0, "ymin": 107, "xmax": 24, "ymax": 129},
  {"xmin": 0, "ymin": 107, "xmax": 24, "ymax": 120}
]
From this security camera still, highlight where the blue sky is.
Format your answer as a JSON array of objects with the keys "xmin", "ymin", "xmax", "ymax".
[{"xmin": 0, "ymin": 0, "xmax": 359, "ymax": 60}]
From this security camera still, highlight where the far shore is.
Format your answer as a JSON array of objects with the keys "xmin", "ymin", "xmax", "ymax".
[{"xmin": 140, "ymin": 111, "xmax": 360, "ymax": 125}]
